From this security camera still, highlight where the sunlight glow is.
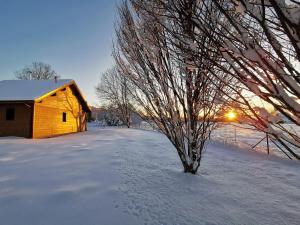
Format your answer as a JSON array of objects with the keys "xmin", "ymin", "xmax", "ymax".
[{"xmin": 225, "ymin": 111, "xmax": 237, "ymax": 121}]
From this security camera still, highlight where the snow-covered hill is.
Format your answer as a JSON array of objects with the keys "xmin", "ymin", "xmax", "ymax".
[{"xmin": 0, "ymin": 125, "xmax": 299, "ymax": 225}]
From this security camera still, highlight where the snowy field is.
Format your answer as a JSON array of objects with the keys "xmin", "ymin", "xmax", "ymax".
[
  {"xmin": 0, "ymin": 124, "xmax": 300, "ymax": 225},
  {"xmin": 136, "ymin": 121, "xmax": 300, "ymax": 159},
  {"xmin": 213, "ymin": 123, "xmax": 300, "ymax": 158}
]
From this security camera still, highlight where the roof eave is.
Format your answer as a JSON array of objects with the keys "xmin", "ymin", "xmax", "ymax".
[
  {"xmin": 69, "ymin": 82, "xmax": 91, "ymax": 113},
  {"xmin": 34, "ymin": 80, "xmax": 75, "ymax": 102},
  {"xmin": 0, "ymin": 100, "xmax": 34, "ymax": 104}
]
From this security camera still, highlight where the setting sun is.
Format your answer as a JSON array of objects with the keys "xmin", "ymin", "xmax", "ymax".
[{"xmin": 225, "ymin": 111, "xmax": 237, "ymax": 120}]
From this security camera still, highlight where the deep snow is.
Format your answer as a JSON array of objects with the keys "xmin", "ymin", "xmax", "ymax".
[{"xmin": 0, "ymin": 125, "xmax": 299, "ymax": 225}]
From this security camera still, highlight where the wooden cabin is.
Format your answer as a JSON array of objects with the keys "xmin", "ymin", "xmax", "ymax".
[{"xmin": 0, "ymin": 79, "xmax": 91, "ymax": 138}]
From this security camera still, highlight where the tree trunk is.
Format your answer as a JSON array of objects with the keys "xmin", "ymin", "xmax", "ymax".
[
  {"xmin": 182, "ymin": 156, "xmax": 201, "ymax": 175},
  {"xmin": 126, "ymin": 117, "xmax": 130, "ymax": 128},
  {"xmin": 176, "ymin": 146, "xmax": 202, "ymax": 174},
  {"xmin": 183, "ymin": 162, "xmax": 199, "ymax": 174}
]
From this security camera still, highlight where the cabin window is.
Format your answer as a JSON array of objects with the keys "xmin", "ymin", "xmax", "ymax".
[
  {"xmin": 62, "ymin": 112, "xmax": 67, "ymax": 122},
  {"xmin": 51, "ymin": 93, "xmax": 57, "ymax": 97},
  {"xmin": 6, "ymin": 108, "xmax": 15, "ymax": 121}
]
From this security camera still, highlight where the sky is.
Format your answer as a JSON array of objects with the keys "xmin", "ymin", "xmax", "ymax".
[{"xmin": 0, "ymin": 0, "xmax": 120, "ymax": 105}]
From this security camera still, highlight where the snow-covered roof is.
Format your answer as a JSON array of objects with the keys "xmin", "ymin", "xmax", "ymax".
[{"xmin": 0, "ymin": 79, "xmax": 73, "ymax": 101}]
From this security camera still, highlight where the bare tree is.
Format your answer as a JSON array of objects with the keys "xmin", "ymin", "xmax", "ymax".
[
  {"xmin": 95, "ymin": 66, "xmax": 133, "ymax": 128},
  {"xmin": 210, "ymin": 0, "xmax": 300, "ymax": 125},
  {"xmin": 15, "ymin": 62, "xmax": 59, "ymax": 80},
  {"xmin": 114, "ymin": 1, "xmax": 237, "ymax": 173},
  {"xmin": 146, "ymin": 0, "xmax": 300, "ymax": 159},
  {"xmin": 205, "ymin": 0, "xmax": 300, "ymax": 159}
]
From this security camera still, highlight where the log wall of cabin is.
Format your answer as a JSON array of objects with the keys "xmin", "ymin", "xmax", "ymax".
[
  {"xmin": 32, "ymin": 86, "xmax": 86, "ymax": 139},
  {"xmin": 0, "ymin": 103, "xmax": 33, "ymax": 138}
]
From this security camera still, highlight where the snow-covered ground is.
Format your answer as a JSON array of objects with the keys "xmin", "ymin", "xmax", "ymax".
[
  {"xmin": 213, "ymin": 123, "xmax": 300, "ymax": 158},
  {"xmin": 0, "ymin": 124, "xmax": 300, "ymax": 225}
]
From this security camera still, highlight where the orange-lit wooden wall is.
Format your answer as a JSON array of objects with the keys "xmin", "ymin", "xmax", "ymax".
[
  {"xmin": 0, "ymin": 103, "xmax": 33, "ymax": 138},
  {"xmin": 32, "ymin": 86, "xmax": 87, "ymax": 138}
]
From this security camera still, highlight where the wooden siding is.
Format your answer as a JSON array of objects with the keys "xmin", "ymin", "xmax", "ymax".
[
  {"xmin": 32, "ymin": 86, "xmax": 87, "ymax": 138},
  {"xmin": 0, "ymin": 103, "xmax": 33, "ymax": 138}
]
